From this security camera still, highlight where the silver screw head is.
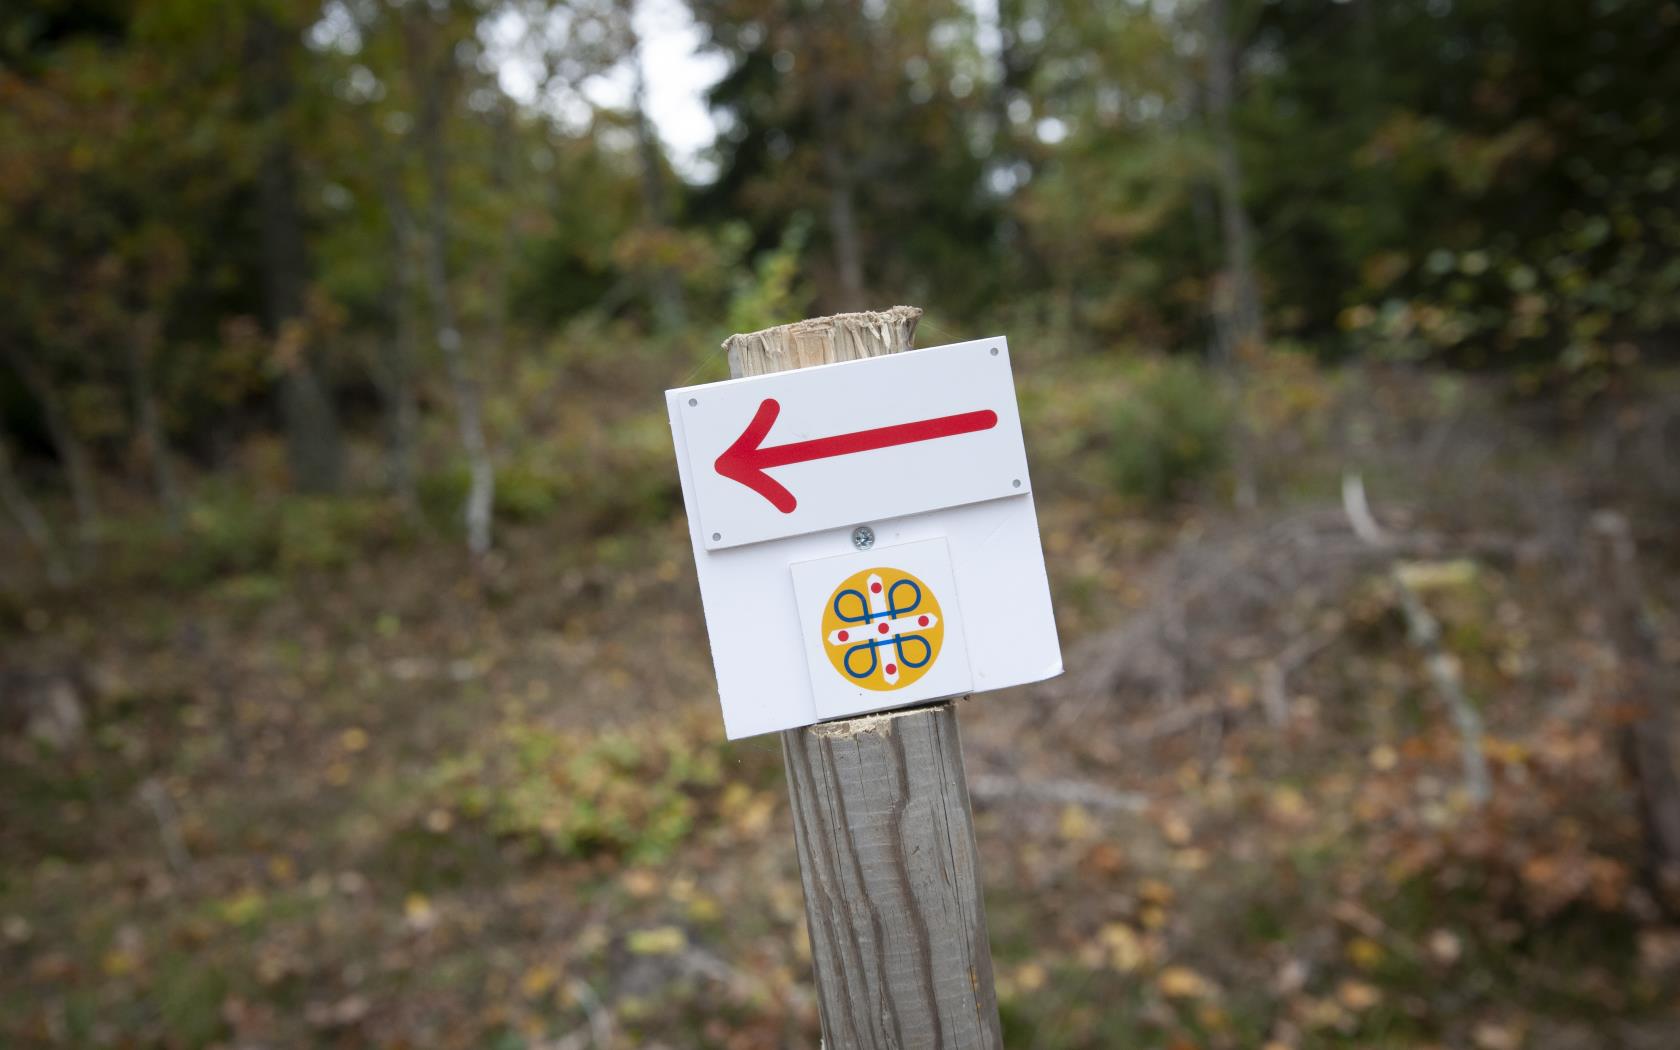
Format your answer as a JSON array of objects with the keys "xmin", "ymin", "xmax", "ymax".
[{"xmin": 851, "ymin": 525, "xmax": 875, "ymax": 550}]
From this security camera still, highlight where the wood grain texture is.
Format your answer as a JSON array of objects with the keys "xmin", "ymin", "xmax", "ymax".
[
  {"xmin": 782, "ymin": 707, "xmax": 1002, "ymax": 1050},
  {"xmin": 725, "ymin": 307, "xmax": 1003, "ymax": 1049}
]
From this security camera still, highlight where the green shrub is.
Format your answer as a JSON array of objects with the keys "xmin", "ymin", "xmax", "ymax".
[
  {"xmin": 106, "ymin": 487, "xmax": 413, "ymax": 589},
  {"xmin": 1109, "ymin": 358, "xmax": 1231, "ymax": 505},
  {"xmin": 429, "ymin": 718, "xmax": 727, "ymax": 863}
]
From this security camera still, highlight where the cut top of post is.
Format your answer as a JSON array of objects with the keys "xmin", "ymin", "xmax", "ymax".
[{"xmin": 724, "ymin": 305, "xmax": 922, "ymax": 379}]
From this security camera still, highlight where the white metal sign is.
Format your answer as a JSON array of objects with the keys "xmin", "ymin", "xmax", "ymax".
[
  {"xmin": 674, "ymin": 339, "xmax": 1030, "ymax": 550},
  {"xmin": 667, "ymin": 336, "xmax": 1061, "ymax": 739}
]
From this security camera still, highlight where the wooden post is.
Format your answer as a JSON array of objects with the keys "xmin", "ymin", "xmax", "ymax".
[{"xmin": 725, "ymin": 307, "xmax": 1004, "ymax": 1050}]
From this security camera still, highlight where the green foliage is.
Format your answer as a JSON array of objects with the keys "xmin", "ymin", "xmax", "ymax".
[
  {"xmin": 106, "ymin": 488, "xmax": 413, "ymax": 589},
  {"xmin": 723, "ymin": 216, "xmax": 814, "ymax": 337},
  {"xmin": 1108, "ymin": 359, "xmax": 1231, "ymax": 505},
  {"xmin": 430, "ymin": 718, "xmax": 727, "ymax": 863}
]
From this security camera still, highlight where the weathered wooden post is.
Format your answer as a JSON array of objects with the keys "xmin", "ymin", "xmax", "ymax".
[{"xmin": 724, "ymin": 307, "xmax": 1003, "ymax": 1049}]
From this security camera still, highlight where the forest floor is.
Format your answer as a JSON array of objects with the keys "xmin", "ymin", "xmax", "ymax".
[{"xmin": 2, "ymin": 351, "xmax": 1679, "ymax": 1049}]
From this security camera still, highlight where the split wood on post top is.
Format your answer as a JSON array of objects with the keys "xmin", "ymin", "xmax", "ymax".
[{"xmin": 724, "ymin": 306, "xmax": 923, "ymax": 378}]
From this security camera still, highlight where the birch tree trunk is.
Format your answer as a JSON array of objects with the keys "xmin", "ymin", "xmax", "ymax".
[{"xmin": 405, "ymin": 10, "xmax": 495, "ymax": 557}]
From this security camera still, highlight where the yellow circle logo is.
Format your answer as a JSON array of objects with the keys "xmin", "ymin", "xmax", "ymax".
[{"xmin": 821, "ymin": 567, "xmax": 944, "ymax": 691}]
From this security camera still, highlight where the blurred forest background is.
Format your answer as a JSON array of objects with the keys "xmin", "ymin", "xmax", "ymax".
[{"xmin": 3, "ymin": 0, "xmax": 1680, "ymax": 1047}]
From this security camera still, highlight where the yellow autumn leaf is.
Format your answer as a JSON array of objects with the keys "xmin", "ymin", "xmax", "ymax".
[
  {"xmin": 1157, "ymin": 965, "xmax": 1214, "ymax": 999},
  {"xmin": 1347, "ymin": 936, "xmax": 1384, "ymax": 969},
  {"xmin": 622, "ymin": 868, "xmax": 659, "ymax": 898},
  {"xmin": 404, "ymin": 892, "xmax": 436, "ymax": 930},
  {"xmin": 627, "ymin": 925, "xmax": 686, "ymax": 956},
  {"xmin": 1058, "ymin": 804, "xmax": 1096, "ymax": 841},
  {"xmin": 1100, "ymin": 923, "xmax": 1145, "ymax": 972},
  {"xmin": 1269, "ymin": 786, "xmax": 1308, "ymax": 822},
  {"xmin": 686, "ymin": 894, "xmax": 722, "ymax": 923},
  {"xmin": 1300, "ymin": 996, "xmax": 1350, "ymax": 1029},
  {"xmin": 101, "ymin": 949, "xmax": 140, "ymax": 977},
  {"xmin": 520, "ymin": 963, "xmax": 561, "ymax": 998},
  {"xmin": 1138, "ymin": 878, "xmax": 1175, "ymax": 905},
  {"xmin": 1160, "ymin": 811, "xmax": 1193, "ymax": 845},
  {"xmin": 218, "ymin": 889, "xmax": 266, "ymax": 927},
  {"xmin": 1394, "ymin": 559, "xmax": 1478, "ymax": 592},
  {"xmin": 1172, "ymin": 848, "xmax": 1210, "ymax": 871},
  {"xmin": 1337, "ymin": 978, "xmax": 1382, "ymax": 1011}
]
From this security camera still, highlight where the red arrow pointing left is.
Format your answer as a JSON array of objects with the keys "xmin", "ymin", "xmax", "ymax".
[{"xmin": 714, "ymin": 398, "xmax": 999, "ymax": 513}]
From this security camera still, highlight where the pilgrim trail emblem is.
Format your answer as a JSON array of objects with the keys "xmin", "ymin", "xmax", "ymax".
[{"xmin": 820, "ymin": 567, "xmax": 944, "ymax": 691}]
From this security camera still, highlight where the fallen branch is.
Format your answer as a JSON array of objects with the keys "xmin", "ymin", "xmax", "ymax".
[
  {"xmin": 1343, "ymin": 472, "xmax": 1492, "ymax": 807},
  {"xmin": 567, "ymin": 977, "xmax": 614, "ymax": 1050},
  {"xmin": 138, "ymin": 777, "xmax": 193, "ymax": 880},
  {"xmin": 1590, "ymin": 510, "xmax": 1680, "ymax": 903},
  {"xmin": 1260, "ymin": 621, "xmax": 1344, "ymax": 728}
]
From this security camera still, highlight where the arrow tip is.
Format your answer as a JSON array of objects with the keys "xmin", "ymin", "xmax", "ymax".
[{"xmin": 715, "ymin": 398, "xmax": 798, "ymax": 513}]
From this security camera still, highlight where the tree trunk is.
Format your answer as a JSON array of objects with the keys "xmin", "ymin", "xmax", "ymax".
[
  {"xmin": 405, "ymin": 9, "xmax": 494, "ymax": 558},
  {"xmin": 248, "ymin": 12, "xmax": 345, "ymax": 494},
  {"xmin": 818, "ymin": 133, "xmax": 866, "ymax": 311},
  {"xmin": 1203, "ymin": 0, "xmax": 1262, "ymax": 509},
  {"xmin": 3, "ymin": 346, "xmax": 99, "ymax": 550},
  {"xmin": 486, "ymin": 101, "xmax": 522, "ymax": 360},
  {"xmin": 125, "ymin": 315, "xmax": 183, "ymax": 531},
  {"xmin": 379, "ymin": 205, "xmax": 422, "ymax": 513},
  {"xmin": 0, "ymin": 424, "xmax": 69, "ymax": 586},
  {"xmin": 356, "ymin": 100, "xmax": 421, "ymax": 512},
  {"xmin": 806, "ymin": 27, "xmax": 865, "ymax": 312},
  {"xmin": 1205, "ymin": 0, "xmax": 1264, "ymax": 364}
]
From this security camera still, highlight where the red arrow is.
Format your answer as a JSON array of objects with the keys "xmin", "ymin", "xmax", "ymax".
[{"xmin": 714, "ymin": 398, "xmax": 999, "ymax": 513}]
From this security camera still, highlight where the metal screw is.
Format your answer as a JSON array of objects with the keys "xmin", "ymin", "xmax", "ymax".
[
  {"xmin": 990, "ymin": 347, "xmax": 1000, "ymax": 356},
  {"xmin": 712, "ymin": 532, "xmax": 721, "ymax": 541},
  {"xmin": 688, "ymin": 397, "xmax": 698, "ymax": 406},
  {"xmin": 851, "ymin": 525, "xmax": 875, "ymax": 550},
  {"xmin": 1012, "ymin": 479, "xmax": 1022, "ymax": 488}
]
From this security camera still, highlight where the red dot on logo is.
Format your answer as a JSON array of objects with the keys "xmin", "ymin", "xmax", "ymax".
[
  {"xmin": 878, "ymin": 622, "xmax": 890, "ymax": 634},
  {"xmin": 918, "ymin": 615, "xmax": 929, "ymax": 627},
  {"xmin": 870, "ymin": 582, "xmax": 882, "ymax": 593},
  {"xmin": 885, "ymin": 663, "xmax": 897, "ymax": 675},
  {"xmin": 837, "ymin": 630, "xmax": 848, "ymax": 641}
]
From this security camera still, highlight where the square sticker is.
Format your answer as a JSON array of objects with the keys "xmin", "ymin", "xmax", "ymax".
[{"xmin": 790, "ymin": 537, "xmax": 974, "ymax": 720}]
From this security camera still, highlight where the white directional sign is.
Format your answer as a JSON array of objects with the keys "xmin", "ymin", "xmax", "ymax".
[
  {"xmin": 675, "ymin": 339, "xmax": 1031, "ymax": 550},
  {"xmin": 667, "ymin": 336, "xmax": 1061, "ymax": 739}
]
